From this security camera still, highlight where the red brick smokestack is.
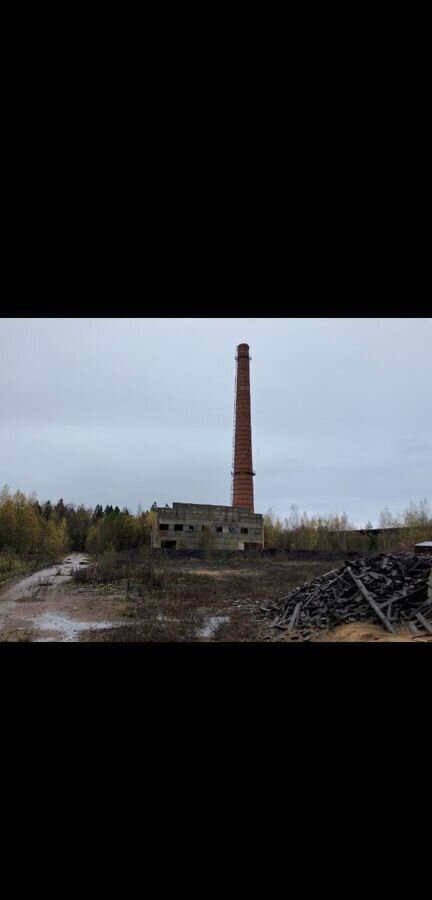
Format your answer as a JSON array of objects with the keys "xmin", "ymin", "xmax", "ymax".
[{"xmin": 231, "ymin": 343, "xmax": 255, "ymax": 511}]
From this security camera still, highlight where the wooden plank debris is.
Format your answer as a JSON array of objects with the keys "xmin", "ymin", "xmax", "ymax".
[
  {"xmin": 287, "ymin": 602, "xmax": 302, "ymax": 632},
  {"xmin": 346, "ymin": 567, "xmax": 395, "ymax": 633},
  {"xmin": 415, "ymin": 613, "xmax": 432, "ymax": 634},
  {"xmin": 264, "ymin": 552, "xmax": 432, "ymax": 639}
]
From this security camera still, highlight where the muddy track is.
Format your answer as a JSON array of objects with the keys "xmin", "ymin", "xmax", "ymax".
[{"xmin": 0, "ymin": 553, "xmax": 118, "ymax": 642}]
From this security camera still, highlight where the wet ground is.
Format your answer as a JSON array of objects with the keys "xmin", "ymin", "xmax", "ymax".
[
  {"xmin": 0, "ymin": 554, "xmax": 122, "ymax": 642},
  {"xmin": 0, "ymin": 554, "xmax": 88, "ymax": 603},
  {"xmin": 197, "ymin": 615, "xmax": 230, "ymax": 638},
  {"xmin": 32, "ymin": 613, "xmax": 115, "ymax": 642},
  {"xmin": 0, "ymin": 555, "xmax": 239, "ymax": 642}
]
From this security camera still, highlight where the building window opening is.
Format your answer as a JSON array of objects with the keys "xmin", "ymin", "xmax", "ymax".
[
  {"xmin": 187, "ymin": 525, "xmax": 194, "ymax": 531},
  {"xmin": 216, "ymin": 527, "xmax": 223, "ymax": 533},
  {"xmin": 160, "ymin": 523, "xmax": 169, "ymax": 531},
  {"xmin": 241, "ymin": 527, "xmax": 249, "ymax": 534},
  {"xmin": 174, "ymin": 524, "xmax": 184, "ymax": 531}
]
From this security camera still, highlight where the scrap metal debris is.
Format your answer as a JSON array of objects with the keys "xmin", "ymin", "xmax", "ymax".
[{"xmin": 262, "ymin": 553, "xmax": 432, "ymax": 638}]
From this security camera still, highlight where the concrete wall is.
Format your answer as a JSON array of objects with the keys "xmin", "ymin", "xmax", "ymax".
[{"xmin": 152, "ymin": 502, "xmax": 264, "ymax": 551}]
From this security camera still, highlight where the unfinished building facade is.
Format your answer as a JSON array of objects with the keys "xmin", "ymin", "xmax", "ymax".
[{"xmin": 152, "ymin": 502, "xmax": 264, "ymax": 551}]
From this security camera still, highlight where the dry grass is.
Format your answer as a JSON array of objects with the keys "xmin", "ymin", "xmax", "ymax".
[{"xmin": 79, "ymin": 557, "xmax": 334, "ymax": 642}]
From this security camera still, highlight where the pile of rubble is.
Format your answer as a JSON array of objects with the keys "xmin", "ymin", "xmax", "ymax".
[{"xmin": 262, "ymin": 552, "xmax": 432, "ymax": 638}]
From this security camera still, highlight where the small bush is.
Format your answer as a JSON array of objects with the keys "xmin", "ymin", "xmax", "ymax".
[{"xmin": 72, "ymin": 547, "xmax": 168, "ymax": 590}]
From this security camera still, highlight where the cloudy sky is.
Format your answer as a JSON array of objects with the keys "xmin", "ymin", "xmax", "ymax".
[{"xmin": 0, "ymin": 317, "xmax": 430, "ymax": 526}]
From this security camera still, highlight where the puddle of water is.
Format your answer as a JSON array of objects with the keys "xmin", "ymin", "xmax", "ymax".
[
  {"xmin": 155, "ymin": 613, "xmax": 230, "ymax": 638},
  {"xmin": 32, "ymin": 612, "xmax": 115, "ymax": 642},
  {"xmin": 154, "ymin": 612, "xmax": 231, "ymax": 640},
  {"xmin": 197, "ymin": 616, "xmax": 229, "ymax": 638},
  {"xmin": 31, "ymin": 611, "xmax": 230, "ymax": 642}
]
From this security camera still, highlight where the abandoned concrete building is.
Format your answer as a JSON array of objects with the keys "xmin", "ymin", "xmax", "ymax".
[{"xmin": 152, "ymin": 502, "xmax": 264, "ymax": 551}]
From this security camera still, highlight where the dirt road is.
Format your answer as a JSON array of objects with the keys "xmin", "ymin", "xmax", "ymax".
[{"xmin": 0, "ymin": 553, "xmax": 120, "ymax": 642}]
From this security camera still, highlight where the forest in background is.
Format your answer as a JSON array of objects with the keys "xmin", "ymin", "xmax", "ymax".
[
  {"xmin": 0, "ymin": 486, "xmax": 431, "ymax": 584},
  {"xmin": 263, "ymin": 500, "xmax": 432, "ymax": 552},
  {"xmin": 0, "ymin": 485, "xmax": 155, "ymax": 582}
]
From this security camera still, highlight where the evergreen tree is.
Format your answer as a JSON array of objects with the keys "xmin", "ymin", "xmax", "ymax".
[
  {"xmin": 55, "ymin": 498, "xmax": 66, "ymax": 520},
  {"xmin": 42, "ymin": 500, "xmax": 53, "ymax": 519}
]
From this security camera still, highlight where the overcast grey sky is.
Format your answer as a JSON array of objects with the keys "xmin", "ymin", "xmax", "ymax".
[{"xmin": 0, "ymin": 318, "xmax": 430, "ymax": 526}]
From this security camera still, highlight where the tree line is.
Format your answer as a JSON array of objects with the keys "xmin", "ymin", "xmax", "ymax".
[
  {"xmin": 1, "ymin": 486, "xmax": 431, "ymax": 564},
  {"xmin": 0, "ymin": 486, "xmax": 156, "ymax": 564},
  {"xmin": 263, "ymin": 500, "xmax": 432, "ymax": 552}
]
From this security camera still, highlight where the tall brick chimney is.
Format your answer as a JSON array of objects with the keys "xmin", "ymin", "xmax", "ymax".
[{"xmin": 231, "ymin": 343, "xmax": 255, "ymax": 511}]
